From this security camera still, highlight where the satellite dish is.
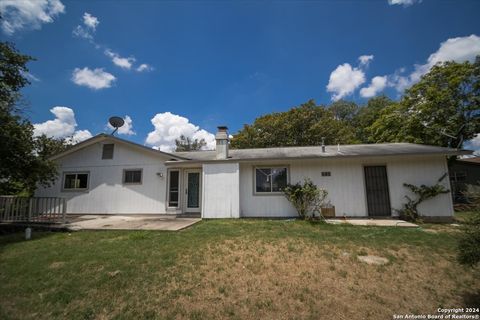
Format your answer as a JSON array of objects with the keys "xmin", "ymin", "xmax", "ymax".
[{"xmin": 109, "ymin": 116, "xmax": 124, "ymax": 135}]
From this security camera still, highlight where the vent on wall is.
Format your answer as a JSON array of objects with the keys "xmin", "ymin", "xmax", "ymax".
[
  {"xmin": 102, "ymin": 144, "xmax": 114, "ymax": 159},
  {"xmin": 321, "ymin": 171, "xmax": 331, "ymax": 177}
]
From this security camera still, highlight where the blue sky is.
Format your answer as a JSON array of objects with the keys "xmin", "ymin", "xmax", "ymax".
[{"xmin": 2, "ymin": 0, "xmax": 480, "ymax": 151}]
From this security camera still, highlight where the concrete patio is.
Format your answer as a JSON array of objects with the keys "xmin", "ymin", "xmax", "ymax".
[
  {"xmin": 324, "ymin": 218, "xmax": 418, "ymax": 227},
  {"xmin": 65, "ymin": 215, "xmax": 201, "ymax": 231}
]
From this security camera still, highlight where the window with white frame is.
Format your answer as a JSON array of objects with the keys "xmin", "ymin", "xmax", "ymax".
[
  {"xmin": 168, "ymin": 170, "xmax": 180, "ymax": 207},
  {"xmin": 63, "ymin": 172, "xmax": 89, "ymax": 190},
  {"xmin": 255, "ymin": 167, "xmax": 288, "ymax": 193}
]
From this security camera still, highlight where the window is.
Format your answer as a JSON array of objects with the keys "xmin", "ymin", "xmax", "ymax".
[
  {"xmin": 102, "ymin": 144, "xmax": 114, "ymax": 159},
  {"xmin": 168, "ymin": 170, "xmax": 180, "ymax": 207},
  {"xmin": 255, "ymin": 167, "xmax": 288, "ymax": 193},
  {"xmin": 322, "ymin": 171, "xmax": 331, "ymax": 177},
  {"xmin": 123, "ymin": 169, "xmax": 142, "ymax": 184},
  {"xmin": 63, "ymin": 172, "xmax": 89, "ymax": 190}
]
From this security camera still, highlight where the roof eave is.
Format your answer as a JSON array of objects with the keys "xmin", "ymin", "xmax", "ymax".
[{"xmin": 165, "ymin": 149, "xmax": 472, "ymax": 165}]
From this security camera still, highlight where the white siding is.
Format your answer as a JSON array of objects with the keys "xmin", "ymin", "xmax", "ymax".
[
  {"xmin": 35, "ymin": 141, "xmax": 169, "ymax": 214},
  {"xmin": 239, "ymin": 155, "xmax": 453, "ymax": 218},
  {"xmin": 202, "ymin": 163, "xmax": 240, "ymax": 218}
]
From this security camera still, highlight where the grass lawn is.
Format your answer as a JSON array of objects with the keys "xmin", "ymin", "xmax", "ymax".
[{"xmin": 0, "ymin": 219, "xmax": 479, "ymax": 320}]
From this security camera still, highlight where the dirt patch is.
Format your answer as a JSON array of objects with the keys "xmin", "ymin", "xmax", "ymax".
[
  {"xmin": 48, "ymin": 261, "xmax": 65, "ymax": 269},
  {"xmin": 357, "ymin": 255, "xmax": 389, "ymax": 265}
]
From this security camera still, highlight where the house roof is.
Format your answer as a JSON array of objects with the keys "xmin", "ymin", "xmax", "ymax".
[
  {"xmin": 50, "ymin": 133, "xmax": 188, "ymax": 161},
  {"xmin": 169, "ymin": 143, "xmax": 472, "ymax": 164},
  {"xmin": 455, "ymin": 157, "xmax": 480, "ymax": 165},
  {"xmin": 50, "ymin": 134, "xmax": 472, "ymax": 164}
]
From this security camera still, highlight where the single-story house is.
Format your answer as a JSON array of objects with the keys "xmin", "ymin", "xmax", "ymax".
[{"xmin": 35, "ymin": 126, "xmax": 471, "ymax": 220}]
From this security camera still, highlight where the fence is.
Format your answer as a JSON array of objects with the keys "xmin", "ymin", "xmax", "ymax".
[{"xmin": 0, "ymin": 196, "xmax": 66, "ymax": 224}]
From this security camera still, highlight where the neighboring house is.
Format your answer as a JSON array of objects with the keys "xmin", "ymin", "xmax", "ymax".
[
  {"xmin": 449, "ymin": 157, "xmax": 480, "ymax": 202},
  {"xmin": 36, "ymin": 126, "xmax": 471, "ymax": 220}
]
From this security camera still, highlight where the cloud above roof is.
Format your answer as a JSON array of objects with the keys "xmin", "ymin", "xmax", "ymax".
[
  {"xmin": 33, "ymin": 106, "xmax": 92, "ymax": 144},
  {"xmin": 326, "ymin": 58, "xmax": 368, "ymax": 101},
  {"xmin": 145, "ymin": 112, "xmax": 215, "ymax": 152}
]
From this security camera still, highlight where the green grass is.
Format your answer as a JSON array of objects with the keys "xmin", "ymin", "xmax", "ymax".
[{"xmin": 0, "ymin": 219, "xmax": 478, "ymax": 320}]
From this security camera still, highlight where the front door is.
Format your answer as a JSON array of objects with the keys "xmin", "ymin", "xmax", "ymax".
[
  {"xmin": 364, "ymin": 166, "xmax": 391, "ymax": 217},
  {"xmin": 184, "ymin": 170, "xmax": 201, "ymax": 212}
]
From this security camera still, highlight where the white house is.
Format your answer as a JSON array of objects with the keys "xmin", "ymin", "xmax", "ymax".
[{"xmin": 35, "ymin": 126, "xmax": 471, "ymax": 220}]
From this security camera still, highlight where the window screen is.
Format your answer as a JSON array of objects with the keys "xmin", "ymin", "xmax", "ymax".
[
  {"xmin": 102, "ymin": 144, "xmax": 114, "ymax": 159},
  {"xmin": 124, "ymin": 169, "xmax": 142, "ymax": 184},
  {"xmin": 255, "ymin": 167, "xmax": 288, "ymax": 193},
  {"xmin": 63, "ymin": 173, "xmax": 89, "ymax": 190},
  {"xmin": 168, "ymin": 171, "xmax": 180, "ymax": 207}
]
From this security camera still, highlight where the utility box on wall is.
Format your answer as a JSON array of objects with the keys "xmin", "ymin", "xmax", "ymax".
[{"xmin": 321, "ymin": 206, "xmax": 336, "ymax": 218}]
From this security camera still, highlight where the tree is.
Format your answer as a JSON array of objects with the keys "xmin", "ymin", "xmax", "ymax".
[
  {"xmin": 175, "ymin": 135, "xmax": 207, "ymax": 151},
  {"xmin": 328, "ymin": 99, "xmax": 358, "ymax": 122},
  {"xmin": 231, "ymin": 100, "xmax": 359, "ymax": 149},
  {"xmin": 0, "ymin": 42, "xmax": 58, "ymax": 195},
  {"xmin": 353, "ymin": 95, "xmax": 394, "ymax": 143},
  {"xmin": 367, "ymin": 58, "xmax": 480, "ymax": 147}
]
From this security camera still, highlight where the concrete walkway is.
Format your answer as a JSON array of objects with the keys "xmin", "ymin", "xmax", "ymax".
[
  {"xmin": 65, "ymin": 215, "xmax": 201, "ymax": 231},
  {"xmin": 325, "ymin": 218, "xmax": 418, "ymax": 228}
]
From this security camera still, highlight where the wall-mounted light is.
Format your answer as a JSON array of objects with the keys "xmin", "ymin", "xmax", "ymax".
[{"xmin": 157, "ymin": 172, "xmax": 164, "ymax": 178}]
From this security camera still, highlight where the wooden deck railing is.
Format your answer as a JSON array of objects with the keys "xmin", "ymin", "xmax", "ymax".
[{"xmin": 0, "ymin": 196, "xmax": 66, "ymax": 224}]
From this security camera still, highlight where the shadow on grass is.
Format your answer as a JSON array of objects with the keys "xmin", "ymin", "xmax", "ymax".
[
  {"xmin": 0, "ymin": 225, "xmax": 60, "ymax": 251},
  {"xmin": 462, "ymin": 290, "xmax": 480, "ymax": 307}
]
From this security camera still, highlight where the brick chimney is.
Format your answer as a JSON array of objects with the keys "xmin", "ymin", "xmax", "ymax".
[{"xmin": 215, "ymin": 126, "xmax": 229, "ymax": 159}]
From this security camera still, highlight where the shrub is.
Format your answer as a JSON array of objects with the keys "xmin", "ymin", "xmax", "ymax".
[
  {"xmin": 283, "ymin": 178, "xmax": 328, "ymax": 219},
  {"xmin": 457, "ymin": 212, "xmax": 480, "ymax": 266},
  {"xmin": 458, "ymin": 190, "xmax": 480, "ymax": 267},
  {"xmin": 398, "ymin": 174, "xmax": 450, "ymax": 222}
]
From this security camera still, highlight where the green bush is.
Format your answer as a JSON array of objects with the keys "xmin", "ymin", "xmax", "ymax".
[
  {"xmin": 457, "ymin": 212, "xmax": 480, "ymax": 266},
  {"xmin": 283, "ymin": 178, "xmax": 328, "ymax": 220},
  {"xmin": 457, "ymin": 191, "xmax": 480, "ymax": 267}
]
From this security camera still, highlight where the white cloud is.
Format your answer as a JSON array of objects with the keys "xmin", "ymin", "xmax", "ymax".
[
  {"xmin": 145, "ymin": 112, "xmax": 215, "ymax": 152},
  {"xmin": 359, "ymin": 55, "xmax": 374, "ymax": 67},
  {"xmin": 464, "ymin": 134, "xmax": 480, "ymax": 155},
  {"xmin": 105, "ymin": 50, "xmax": 135, "ymax": 70},
  {"xmin": 21, "ymin": 71, "xmax": 40, "ymax": 82},
  {"xmin": 326, "ymin": 63, "xmax": 366, "ymax": 101},
  {"xmin": 388, "ymin": 0, "xmax": 421, "ymax": 6},
  {"xmin": 360, "ymin": 76, "xmax": 388, "ymax": 98},
  {"xmin": 83, "ymin": 12, "xmax": 99, "ymax": 30},
  {"xmin": 33, "ymin": 106, "xmax": 92, "ymax": 144},
  {"xmin": 72, "ymin": 12, "xmax": 99, "ymax": 40},
  {"xmin": 136, "ymin": 64, "xmax": 153, "ymax": 72},
  {"xmin": 106, "ymin": 115, "xmax": 135, "ymax": 135},
  {"xmin": 393, "ymin": 34, "xmax": 480, "ymax": 92},
  {"xmin": 0, "ymin": 0, "xmax": 65, "ymax": 35},
  {"xmin": 71, "ymin": 67, "xmax": 116, "ymax": 90},
  {"xmin": 66, "ymin": 130, "xmax": 93, "ymax": 144},
  {"xmin": 72, "ymin": 12, "xmax": 152, "ymax": 73}
]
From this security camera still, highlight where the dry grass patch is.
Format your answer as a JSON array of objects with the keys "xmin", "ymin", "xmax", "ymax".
[{"xmin": 149, "ymin": 239, "xmax": 479, "ymax": 320}]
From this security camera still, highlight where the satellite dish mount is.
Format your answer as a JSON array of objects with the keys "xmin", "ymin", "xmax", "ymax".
[{"xmin": 109, "ymin": 116, "xmax": 125, "ymax": 135}]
